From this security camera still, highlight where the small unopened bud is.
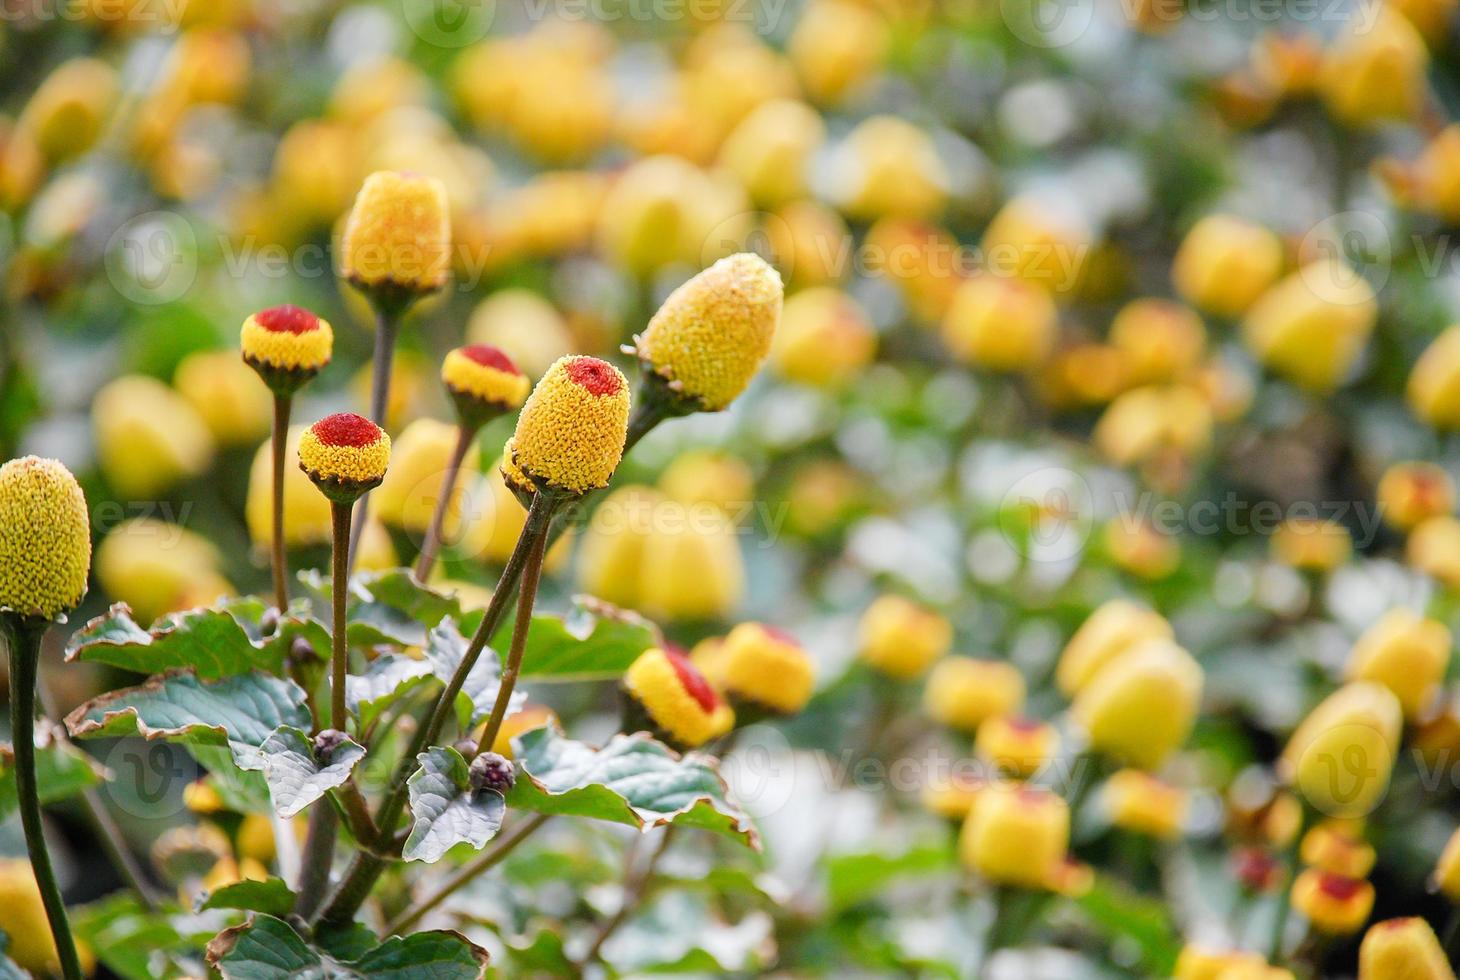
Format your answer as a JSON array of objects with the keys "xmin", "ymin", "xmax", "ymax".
[
  {"xmin": 287, "ymin": 636, "xmax": 315, "ymax": 669},
  {"xmin": 260, "ymin": 607, "xmax": 280, "ymax": 636},
  {"xmin": 469, "ymin": 751, "xmax": 516, "ymax": 795},
  {"xmin": 313, "ymin": 729, "xmax": 348, "ymax": 762}
]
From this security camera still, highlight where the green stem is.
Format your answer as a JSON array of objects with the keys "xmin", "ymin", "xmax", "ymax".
[
  {"xmin": 1267, "ymin": 808, "xmax": 1309, "ymax": 963},
  {"xmin": 412, "ymin": 424, "xmax": 474, "ymax": 584},
  {"xmin": 347, "ymin": 307, "xmax": 400, "ymax": 572},
  {"xmin": 270, "ymin": 392, "xmax": 292, "ymax": 613},
  {"xmin": 972, "ymin": 885, "xmax": 1014, "ymax": 979},
  {"xmin": 292, "ymin": 804, "xmax": 337, "ymax": 919},
  {"xmin": 4, "ymin": 616, "xmax": 83, "ymax": 980},
  {"xmin": 384, "ymin": 814, "xmax": 550, "ymax": 934},
  {"xmin": 475, "ymin": 510, "xmax": 551, "ymax": 756},
  {"xmin": 329, "ymin": 501, "xmax": 352, "ymax": 733}
]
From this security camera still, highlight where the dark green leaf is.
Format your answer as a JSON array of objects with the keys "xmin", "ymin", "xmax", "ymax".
[
  {"xmin": 422, "ymin": 620, "xmax": 523, "ymax": 728},
  {"xmin": 345, "ymin": 653, "xmax": 433, "ymax": 729},
  {"xmin": 206, "ymin": 914, "xmax": 488, "ymax": 979},
  {"xmin": 507, "ymin": 726, "xmax": 757, "ymax": 847},
  {"xmin": 236, "ymin": 725, "xmax": 365, "ymax": 818},
  {"xmin": 349, "ymin": 931, "xmax": 491, "ymax": 978},
  {"xmin": 65, "ymin": 603, "xmax": 285, "ymax": 679},
  {"xmin": 519, "ymin": 600, "xmax": 658, "ymax": 680},
  {"xmin": 199, "ymin": 877, "xmax": 296, "ymax": 918},
  {"xmin": 404, "ymin": 747, "xmax": 506, "ymax": 863},
  {"xmin": 301, "ymin": 569, "xmax": 464, "ymax": 648},
  {"xmin": 0, "ymin": 726, "xmax": 106, "ymax": 821},
  {"xmin": 206, "ymin": 915, "xmax": 318, "ymax": 979}
]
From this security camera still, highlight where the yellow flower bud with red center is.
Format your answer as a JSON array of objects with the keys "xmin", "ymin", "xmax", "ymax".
[
  {"xmin": 833, "ymin": 115, "xmax": 947, "ymax": 222},
  {"xmin": 1173, "ymin": 947, "xmax": 1268, "ymax": 980},
  {"xmin": 239, "ymin": 304, "xmax": 334, "ymax": 395},
  {"xmin": 468, "ymin": 289, "xmax": 575, "ymax": 381},
  {"xmin": 1409, "ymin": 326, "xmax": 1460, "ymax": 429},
  {"xmin": 658, "ymin": 451, "xmax": 755, "ymax": 519},
  {"xmin": 1056, "ymin": 599, "xmax": 1173, "ymax": 697},
  {"xmin": 717, "ymin": 99, "xmax": 825, "ymax": 208},
  {"xmin": 787, "ymin": 0, "xmax": 890, "ymax": 105},
  {"xmin": 93, "ymin": 375, "xmax": 215, "ymax": 498},
  {"xmin": 1291, "ymin": 869, "xmax": 1374, "ymax": 935},
  {"xmin": 441, "ymin": 344, "xmax": 529, "ymax": 427},
  {"xmin": 941, "ymin": 274, "xmax": 1058, "ymax": 372},
  {"xmin": 975, "ymin": 715, "xmax": 1059, "ymax": 779},
  {"xmin": 0, "ymin": 858, "xmax": 72, "ymax": 974},
  {"xmin": 20, "ymin": 57, "xmax": 116, "ymax": 162},
  {"xmin": 1072, "ymin": 638, "xmax": 1203, "ymax": 771},
  {"xmin": 373, "ymin": 418, "xmax": 463, "ymax": 534},
  {"xmin": 1346, "ymin": 609, "xmax": 1451, "ymax": 720},
  {"xmin": 510, "ymin": 356, "xmax": 629, "ymax": 495},
  {"xmin": 1281, "ymin": 682, "xmax": 1402, "ymax": 818},
  {"xmin": 1301, "ymin": 821, "xmax": 1376, "ymax": 878},
  {"xmin": 1109, "ymin": 298, "xmax": 1206, "ymax": 384},
  {"xmin": 958, "ymin": 783, "xmax": 1069, "ymax": 889},
  {"xmin": 341, "ymin": 170, "xmax": 452, "ymax": 296},
  {"xmin": 1271, "ymin": 517, "xmax": 1352, "ymax": 572},
  {"xmin": 1434, "ymin": 826, "xmax": 1460, "ymax": 901},
  {"xmin": 1241, "ymin": 260, "xmax": 1377, "ymax": 391},
  {"xmin": 175, "ymin": 350, "xmax": 272, "ymax": 447},
  {"xmin": 634, "ymin": 253, "xmax": 783, "ymax": 412},
  {"xmin": 921, "ymin": 772, "xmax": 986, "ymax": 821},
  {"xmin": 1172, "ymin": 214, "xmax": 1284, "ymax": 318},
  {"xmin": 771, "ymin": 287, "xmax": 878, "ymax": 389},
  {"xmin": 708, "ymin": 622, "xmax": 816, "ymax": 715},
  {"xmin": 1104, "ymin": 769, "xmax": 1188, "ymax": 839},
  {"xmin": 1319, "ymin": 9, "xmax": 1428, "ymax": 127},
  {"xmin": 1094, "ymin": 384, "xmax": 1213, "ymax": 467},
  {"xmin": 638, "ymin": 514, "xmax": 744, "ymax": 622},
  {"xmin": 622, "ymin": 646, "xmax": 735, "ymax": 749},
  {"xmin": 981, "ymin": 196, "xmax": 1092, "ymax": 297},
  {"xmin": 923, "ymin": 657, "xmax": 1026, "ymax": 733},
  {"xmin": 858, "ymin": 594, "xmax": 952, "ymax": 680},
  {"xmin": 96, "ymin": 518, "xmax": 229, "ymax": 625},
  {"xmin": 1378, "ymin": 461, "xmax": 1455, "ymax": 531},
  {"xmin": 1103, "ymin": 518, "xmax": 1180, "ymax": 580},
  {"xmin": 298, "ymin": 413, "xmax": 391, "ymax": 503},
  {"xmin": 1359, "ymin": 918, "xmax": 1456, "ymax": 980},
  {"xmin": 1408, "ymin": 515, "xmax": 1460, "ymax": 587},
  {"xmin": 0, "ymin": 457, "xmax": 90, "ymax": 621}
]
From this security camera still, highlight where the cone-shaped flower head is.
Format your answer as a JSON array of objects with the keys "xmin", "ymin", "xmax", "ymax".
[
  {"xmin": 923, "ymin": 657, "xmax": 1026, "ymax": 733},
  {"xmin": 1281, "ymin": 681, "xmax": 1402, "ymax": 818},
  {"xmin": 701, "ymin": 622, "xmax": 816, "ymax": 715},
  {"xmin": 634, "ymin": 253, "xmax": 783, "ymax": 412},
  {"xmin": 1358, "ymin": 918, "xmax": 1455, "ymax": 980},
  {"xmin": 622, "ymin": 646, "xmax": 735, "ymax": 749},
  {"xmin": 1071, "ymin": 638, "xmax": 1203, "ymax": 770},
  {"xmin": 1103, "ymin": 769, "xmax": 1189, "ymax": 840},
  {"xmin": 298, "ymin": 412, "xmax": 391, "ymax": 503},
  {"xmin": 239, "ymin": 304, "xmax": 333, "ymax": 393},
  {"xmin": 442, "ymin": 343, "xmax": 530, "ymax": 428},
  {"xmin": 1291, "ymin": 869, "xmax": 1374, "ymax": 935},
  {"xmin": 958, "ymin": 783, "xmax": 1069, "ymax": 889},
  {"xmin": 510, "ymin": 356, "xmax": 630, "ymax": 495},
  {"xmin": 341, "ymin": 170, "xmax": 452, "ymax": 296},
  {"xmin": 1300, "ymin": 821, "xmax": 1376, "ymax": 879},
  {"xmin": 0, "ymin": 456, "xmax": 90, "ymax": 621}
]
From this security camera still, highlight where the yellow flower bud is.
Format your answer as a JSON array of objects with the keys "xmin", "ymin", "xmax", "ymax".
[
  {"xmin": 235, "ymin": 812, "xmax": 276, "ymax": 863},
  {"xmin": 1072, "ymin": 638, "xmax": 1203, "ymax": 771},
  {"xmin": 166, "ymin": 28, "xmax": 250, "ymax": 106},
  {"xmin": 787, "ymin": 0, "xmax": 890, "ymax": 104},
  {"xmin": 1433, "ymin": 826, "xmax": 1460, "ymax": 901},
  {"xmin": 833, "ymin": 116, "xmax": 948, "ymax": 221},
  {"xmin": 341, "ymin": 170, "xmax": 452, "ymax": 295},
  {"xmin": 1301, "ymin": 820, "xmax": 1376, "ymax": 878},
  {"xmin": 20, "ymin": 57, "xmax": 117, "ymax": 161},
  {"xmin": 1281, "ymin": 682, "xmax": 1402, "ymax": 818},
  {"xmin": 980, "ymin": 196, "xmax": 1092, "ymax": 297},
  {"xmin": 467, "ymin": 289, "xmax": 575, "ymax": 381},
  {"xmin": 0, "ymin": 456, "xmax": 90, "ymax": 621},
  {"xmin": 96, "ymin": 518, "xmax": 226, "ymax": 625},
  {"xmin": 329, "ymin": 57, "xmax": 428, "ymax": 127},
  {"xmin": 1043, "ymin": 857, "xmax": 1096, "ymax": 899},
  {"xmin": 371, "ymin": 418, "xmax": 463, "ymax": 535},
  {"xmin": 976, "ymin": 715, "xmax": 1059, "ymax": 778},
  {"xmin": 239, "ymin": 305, "xmax": 334, "ymax": 383},
  {"xmin": 1358, "ymin": 918, "xmax": 1456, "ymax": 980},
  {"xmin": 635, "ymin": 253, "xmax": 783, "ymax": 412},
  {"xmin": 1056, "ymin": 599, "xmax": 1173, "ymax": 696},
  {"xmin": 510, "ymin": 356, "xmax": 629, "ymax": 495},
  {"xmin": 717, "ymin": 99, "xmax": 825, "ymax": 208},
  {"xmin": 1173, "ymin": 947, "xmax": 1268, "ymax": 980},
  {"xmin": 1241, "ymin": 260, "xmax": 1377, "ymax": 391},
  {"xmin": 1038, "ymin": 343, "xmax": 1134, "ymax": 409},
  {"xmin": 595, "ymin": 155, "xmax": 751, "ymax": 278},
  {"xmin": 173, "ymin": 350, "xmax": 272, "ymax": 447},
  {"xmin": 1378, "ymin": 461, "xmax": 1455, "ymax": 531},
  {"xmin": 958, "ymin": 783, "xmax": 1069, "ymax": 889},
  {"xmin": 923, "ymin": 657, "xmax": 1026, "ymax": 733},
  {"xmin": 1409, "ymin": 326, "xmax": 1460, "ymax": 429},
  {"xmin": 1319, "ymin": 9, "xmax": 1428, "ymax": 127},
  {"xmin": 182, "ymin": 779, "xmax": 224, "ymax": 814},
  {"xmin": 1346, "ymin": 609, "xmax": 1451, "ymax": 719},
  {"xmin": 271, "ymin": 121, "xmax": 359, "ymax": 228},
  {"xmin": 246, "ymin": 426, "xmax": 329, "ymax": 548},
  {"xmin": 442, "ymin": 344, "xmax": 529, "ymax": 422},
  {"xmin": 921, "ymin": 772, "xmax": 986, "ymax": 822},
  {"xmin": 93, "ymin": 375, "xmax": 215, "ymax": 498},
  {"xmin": 1379, "ymin": 126, "xmax": 1460, "ymax": 224},
  {"xmin": 771, "ymin": 287, "xmax": 878, "ymax": 388},
  {"xmin": 858, "ymin": 594, "xmax": 952, "ymax": 680},
  {"xmin": 941, "ymin": 275, "xmax": 1058, "ymax": 372},
  {"xmin": 1104, "ymin": 769, "xmax": 1189, "ymax": 839},
  {"xmin": 764, "ymin": 200, "xmax": 852, "ymax": 289},
  {"xmin": 297, "ymin": 413, "xmax": 391, "ymax": 501},
  {"xmin": 1290, "ymin": 869, "xmax": 1374, "ymax": 935},
  {"xmin": 658, "ymin": 451, "xmax": 755, "ymax": 519},
  {"xmin": 1103, "ymin": 518, "xmax": 1181, "ymax": 580},
  {"xmin": 638, "ymin": 514, "xmax": 745, "ymax": 622},
  {"xmin": 1408, "ymin": 515, "xmax": 1460, "ymax": 587},
  {"xmin": 1109, "ymin": 298, "xmax": 1206, "ymax": 384},
  {"xmin": 0, "ymin": 858, "xmax": 67, "ymax": 974},
  {"xmin": 577, "ymin": 485, "xmax": 662, "ymax": 609},
  {"xmin": 1171, "ymin": 214, "xmax": 1284, "ymax": 318},
  {"xmin": 707, "ymin": 622, "xmax": 816, "ymax": 715},
  {"xmin": 862, "ymin": 218, "xmax": 962, "ymax": 324},
  {"xmin": 1093, "ymin": 384, "xmax": 1213, "ymax": 467},
  {"xmin": 1271, "ymin": 517, "xmax": 1352, "ymax": 572},
  {"xmin": 0, "ymin": 116, "xmax": 44, "ymax": 210},
  {"xmin": 623, "ymin": 646, "xmax": 735, "ymax": 749}
]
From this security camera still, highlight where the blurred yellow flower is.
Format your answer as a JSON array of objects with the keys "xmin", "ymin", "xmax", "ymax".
[
  {"xmin": 373, "ymin": 418, "xmax": 463, "ymax": 535},
  {"xmin": 858, "ymin": 594, "xmax": 952, "ymax": 679},
  {"xmin": 20, "ymin": 57, "xmax": 117, "ymax": 162},
  {"xmin": 772, "ymin": 286, "xmax": 878, "ymax": 388},
  {"xmin": 1056, "ymin": 599, "xmax": 1173, "ymax": 697},
  {"xmin": 174, "ymin": 350, "xmax": 272, "ymax": 447},
  {"xmin": 1271, "ymin": 517, "xmax": 1352, "ymax": 572},
  {"xmin": 1319, "ymin": 9, "xmax": 1428, "ymax": 127},
  {"xmin": 788, "ymin": 0, "xmax": 890, "ymax": 104},
  {"xmin": 1408, "ymin": 515, "xmax": 1460, "ymax": 587},
  {"xmin": 1072, "ymin": 638, "xmax": 1203, "ymax": 770},
  {"xmin": 1241, "ymin": 260, "xmax": 1377, "ymax": 391},
  {"xmin": 93, "ymin": 375, "xmax": 215, "ymax": 499},
  {"xmin": 1300, "ymin": 821, "xmax": 1376, "ymax": 879},
  {"xmin": 834, "ymin": 116, "xmax": 947, "ymax": 221},
  {"xmin": 923, "ymin": 657, "xmax": 1026, "ymax": 733},
  {"xmin": 1291, "ymin": 869, "xmax": 1374, "ymax": 935},
  {"xmin": 1377, "ymin": 460, "xmax": 1454, "ymax": 530},
  {"xmin": 1104, "ymin": 769, "xmax": 1188, "ymax": 839},
  {"xmin": 1171, "ymin": 214, "xmax": 1284, "ymax": 318},
  {"xmin": 96, "ymin": 518, "xmax": 228, "ymax": 625},
  {"xmin": 467, "ymin": 289, "xmax": 576, "ymax": 381},
  {"xmin": 1357, "ymin": 918, "xmax": 1455, "ymax": 980},
  {"xmin": 1345, "ymin": 609, "xmax": 1451, "ymax": 719},
  {"xmin": 717, "ymin": 99, "xmax": 824, "ymax": 208},
  {"xmin": 1108, "ymin": 298, "xmax": 1206, "ymax": 384},
  {"xmin": 1409, "ymin": 326, "xmax": 1460, "ymax": 429},
  {"xmin": 958, "ymin": 783, "xmax": 1069, "ymax": 889},
  {"xmin": 623, "ymin": 646, "xmax": 734, "ymax": 748},
  {"xmin": 705, "ymin": 622, "xmax": 816, "ymax": 714},
  {"xmin": 1281, "ymin": 682, "xmax": 1402, "ymax": 818},
  {"xmin": 638, "ymin": 512, "xmax": 744, "ymax": 622},
  {"xmin": 975, "ymin": 715, "xmax": 1059, "ymax": 778},
  {"xmin": 658, "ymin": 451, "xmax": 755, "ymax": 519},
  {"xmin": 981, "ymin": 197, "xmax": 1092, "ymax": 297},
  {"xmin": 942, "ymin": 274, "xmax": 1058, "ymax": 372}
]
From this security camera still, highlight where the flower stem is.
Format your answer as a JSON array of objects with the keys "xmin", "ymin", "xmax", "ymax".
[
  {"xmin": 1267, "ymin": 808, "xmax": 1309, "ymax": 963},
  {"xmin": 329, "ymin": 500, "xmax": 352, "ymax": 733},
  {"xmin": 4, "ymin": 616, "xmax": 83, "ymax": 980},
  {"xmin": 385, "ymin": 814, "xmax": 550, "ymax": 935},
  {"xmin": 1442, "ymin": 905, "xmax": 1460, "ymax": 957},
  {"xmin": 292, "ymin": 804, "xmax": 338, "ymax": 919},
  {"xmin": 347, "ymin": 307, "xmax": 400, "ymax": 572},
  {"xmin": 270, "ymin": 392, "xmax": 292, "ymax": 613},
  {"xmin": 413, "ymin": 424, "xmax": 474, "ymax": 585},
  {"xmin": 475, "ymin": 511, "xmax": 551, "ymax": 756}
]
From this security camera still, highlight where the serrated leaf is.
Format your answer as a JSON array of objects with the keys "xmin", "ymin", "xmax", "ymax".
[
  {"xmin": 65, "ymin": 670, "xmax": 311, "ymax": 769},
  {"xmin": 207, "ymin": 914, "xmax": 488, "ymax": 979},
  {"xmin": 422, "ymin": 620, "xmax": 524, "ymax": 729},
  {"xmin": 350, "ymin": 931, "xmax": 491, "ymax": 978},
  {"xmin": 301, "ymin": 569, "xmax": 463, "ymax": 648},
  {"xmin": 235, "ymin": 726, "xmax": 364, "ymax": 818},
  {"xmin": 198, "ymin": 877, "xmax": 296, "ymax": 918},
  {"xmin": 403, "ymin": 747, "xmax": 505, "ymax": 864},
  {"xmin": 0, "ymin": 725, "xmax": 106, "ymax": 821},
  {"xmin": 206, "ymin": 915, "xmax": 317, "ymax": 978},
  {"xmin": 65, "ymin": 603, "xmax": 284, "ymax": 679},
  {"xmin": 507, "ymin": 726, "xmax": 757, "ymax": 847},
  {"xmin": 519, "ymin": 599, "xmax": 658, "ymax": 681},
  {"xmin": 345, "ymin": 653, "xmax": 434, "ymax": 729}
]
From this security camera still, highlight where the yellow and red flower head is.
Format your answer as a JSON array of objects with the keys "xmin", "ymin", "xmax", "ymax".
[
  {"xmin": 1103, "ymin": 769, "xmax": 1188, "ymax": 840},
  {"xmin": 510, "ymin": 355, "xmax": 630, "ymax": 496},
  {"xmin": 1300, "ymin": 821, "xmax": 1376, "ymax": 878},
  {"xmin": 622, "ymin": 645, "xmax": 735, "ymax": 749},
  {"xmin": 341, "ymin": 170, "xmax": 453, "ymax": 300},
  {"xmin": 442, "ymin": 343, "xmax": 530, "ymax": 428},
  {"xmin": 958, "ymin": 782, "xmax": 1070, "ymax": 889},
  {"xmin": 298, "ymin": 412, "xmax": 391, "ymax": 503},
  {"xmin": 0, "ymin": 456, "xmax": 90, "ymax": 621},
  {"xmin": 975, "ymin": 715, "xmax": 1059, "ymax": 779},
  {"xmin": 1358, "ymin": 918, "xmax": 1456, "ymax": 980},
  {"xmin": 1290, "ymin": 869, "xmax": 1374, "ymax": 935},
  {"xmin": 239, "ymin": 304, "xmax": 334, "ymax": 394},
  {"xmin": 702, "ymin": 622, "xmax": 816, "ymax": 715}
]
